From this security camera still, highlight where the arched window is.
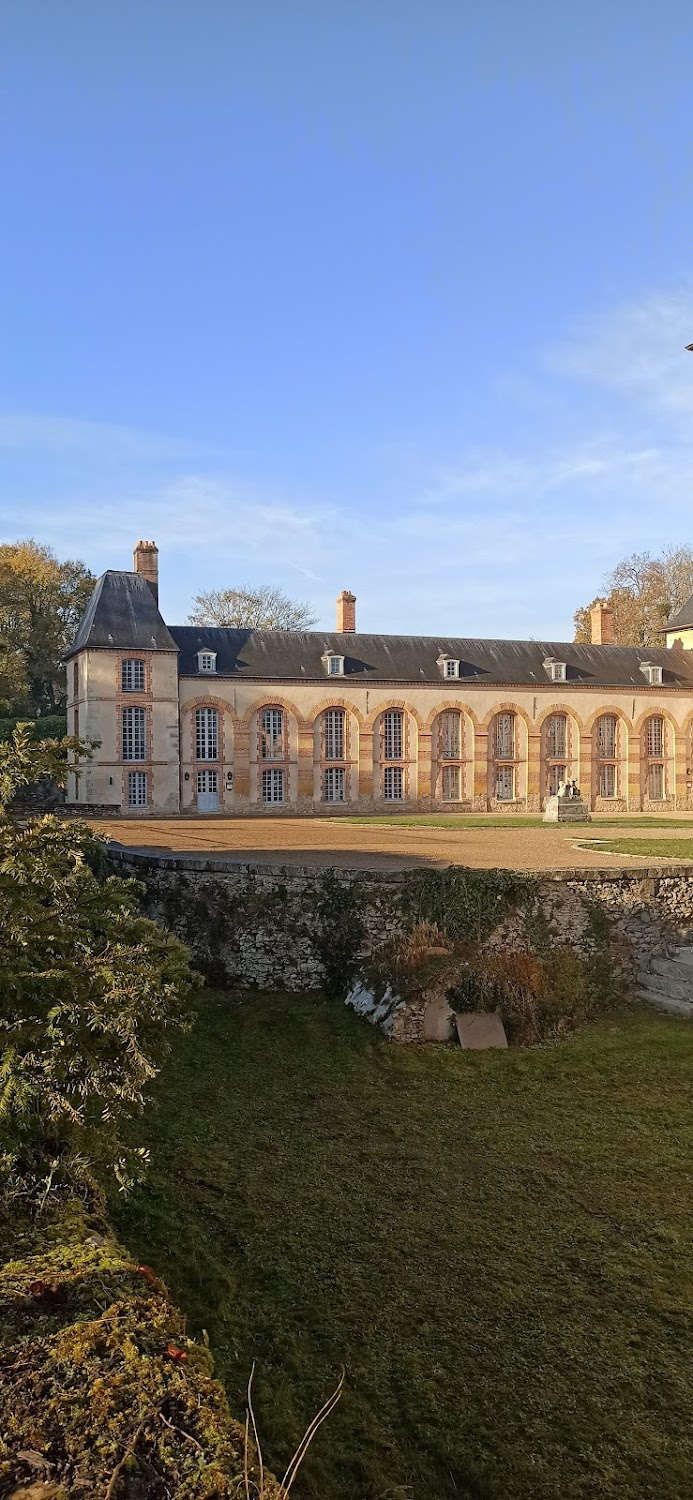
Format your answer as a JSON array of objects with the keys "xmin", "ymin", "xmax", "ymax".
[
  {"xmin": 195, "ymin": 707, "xmax": 218, "ymax": 761},
  {"xmin": 597, "ymin": 714, "xmax": 618, "ymax": 798},
  {"xmin": 322, "ymin": 708, "xmax": 347, "ymax": 803},
  {"xmin": 493, "ymin": 712, "xmax": 516, "ymax": 801},
  {"xmin": 437, "ymin": 710, "xmax": 464, "ymax": 802},
  {"xmin": 644, "ymin": 715, "xmax": 665, "ymax": 800},
  {"xmin": 381, "ymin": 709, "xmax": 405, "ymax": 801},
  {"xmin": 546, "ymin": 713, "xmax": 568, "ymax": 797}
]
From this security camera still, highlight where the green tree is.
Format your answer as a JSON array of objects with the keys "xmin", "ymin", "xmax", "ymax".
[
  {"xmin": 0, "ymin": 727, "xmax": 197, "ymax": 1198},
  {"xmin": 0, "ymin": 539, "xmax": 94, "ymax": 715},
  {"xmin": 188, "ymin": 583, "xmax": 318, "ymax": 630},
  {"xmin": 574, "ymin": 544, "xmax": 693, "ymax": 645}
]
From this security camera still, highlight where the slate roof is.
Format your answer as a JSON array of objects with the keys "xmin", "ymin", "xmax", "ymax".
[
  {"xmin": 66, "ymin": 572, "xmax": 178, "ymax": 657},
  {"xmin": 665, "ymin": 593, "xmax": 693, "ymax": 632},
  {"xmin": 170, "ymin": 626, "xmax": 693, "ymax": 690}
]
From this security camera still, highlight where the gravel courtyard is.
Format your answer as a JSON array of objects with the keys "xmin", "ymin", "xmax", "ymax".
[{"xmin": 93, "ymin": 815, "xmax": 693, "ymax": 871}]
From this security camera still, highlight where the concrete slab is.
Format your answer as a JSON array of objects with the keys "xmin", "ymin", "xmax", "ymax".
[{"xmin": 455, "ymin": 1011, "xmax": 508, "ymax": 1049}]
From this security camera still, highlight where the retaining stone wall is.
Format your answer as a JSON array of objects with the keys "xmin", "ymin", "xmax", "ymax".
[{"xmin": 105, "ymin": 847, "xmax": 693, "ymax": 994}]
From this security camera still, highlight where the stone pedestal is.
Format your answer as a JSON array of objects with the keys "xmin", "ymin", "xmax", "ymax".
[{"xmin": 543, "ymin": 795, "xmax": 591, "ymax": 824}]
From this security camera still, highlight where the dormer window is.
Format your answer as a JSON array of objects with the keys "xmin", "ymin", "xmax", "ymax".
[
  {"xmin": 543, "ymin": 658, "xmax": 567, "ymax": 682},
  {"xmin": 640, "ymin": 661, "xmax": 663, "ymax": 686},
  {"xmin": 322, "ymin": 651, "xmax": 345, "ymax": 676},
  {"xmin": 437, "ymin": 654, "xmax": 460, "ymax": 679},
  {"xmin": 197, "ymin": 651, "xmax": 217, "ymax": 674}
]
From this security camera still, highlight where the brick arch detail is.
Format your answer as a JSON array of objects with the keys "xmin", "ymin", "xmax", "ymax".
[
  {"xmin": 423, "ymin": 701, "xmax": 480, "ymax": 732},
  {"xmin": 534, "ymin": 703, "xmax": 584, "ymax": 733},
  {"xmin": 582, "ymin": 704, "xmax": 632, "ymax": 736},
  {"xmin": 240, "ymin": 695, "xmax": 306, "ymax": 729},
  {"xmin": 183, "ymin": 694, "xmax": 241, "ymax": 731},
  {"xmin": 307, "ymin": 698, "xmax": 367, "ymax": 729},
  {"xmin": 633, "ymin": 705, "xmax": 680, "ymax": 737},
  {"xmin": 480, "ymin": 701, "xmax": 533, "ymax": 733},
  {"xmin": 365, "ymin": 700, "xmax": 425, "ymax": 732}
]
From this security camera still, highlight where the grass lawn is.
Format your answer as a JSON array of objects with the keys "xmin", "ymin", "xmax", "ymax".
[
  {"xmin": 581, "ymin": 838, "xmax": 693, "ymax": 860},
  {"xmin": 113, "ymin": 995, "xmax": 693, "ymax": 1500},
  {"xmin": 339, "ymin": 814, "xmax": 693, "ymax": 829}
]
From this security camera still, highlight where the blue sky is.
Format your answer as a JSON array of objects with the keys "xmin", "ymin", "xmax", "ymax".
[{"xmin": 1, "ymin": 1, "xmax": 693, "ymax": 637}]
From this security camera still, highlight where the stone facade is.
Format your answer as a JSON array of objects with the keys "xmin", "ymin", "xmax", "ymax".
[{"xmin": 66, "ymin": 541, "xmax": 693, "ymax": 816}]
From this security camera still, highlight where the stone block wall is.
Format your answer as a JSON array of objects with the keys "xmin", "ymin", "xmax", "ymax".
[{"xmin": 105, "ymin": 847, "xmax": 693, "ymax": 997}]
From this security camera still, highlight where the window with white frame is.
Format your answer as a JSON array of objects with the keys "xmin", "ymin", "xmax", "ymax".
[
  {"xmin": 128, "ymin": 770, "xmax": 147, "ymax": 806},
  {"xmin": 262, "ymin": 768, "xmax": 284, "ymax": 803},
  {"xmin": 543, "ymin": 659, "xmax": 567, "ymax": 682},
  {"xmin": 197, "ymin": 651, "xmax": 217, "ymax": 673},
  {"xmin": 641, "ymin": 662, "xmax": 663, "ymax": 685},
  {"xmin": 260, "ymin": 707, "xmax": 285, "ymax": 760},
  {"xmin": 441, "ymin": 764, "xmax": 461, "ymax": 801},
  {"xmin": 646, "ymin": 715, "xmax": 664, "ymax": 758},
  {"xmin": 445, "ymin": 658, "xmax": 460, "ymax": 678},
  {"xmin": 197, "ymin": 769, "xmax": 218, "ymax": 795},
  {"xmin": 323, "ymin": 708, "xmax": 345, "ymax": 761},
  {"xmin": 547, "ymin": 713, "xmax": 567, "ymax": 759},
  {"xmin": 383, "ymin": 710, "xmax": 404, "ymax": 761},
  {"xmin": 122, "ymin": 706, "xmax": 146, "ymax": 761},
  {"xmin": 383, "ymin": 765, "xmax": 403, "ymax": 800},
  {"xmin": 323, "ymin": 766, "xmax": 345, "ymax": 803},
  {"xmin": 597, "ymin": 714, "xmax": 618, "ymax": 798},
  {"xmin": 495, "ymin": 712, "xmax": 515, "ymax": 760},
  {"xmin": 440, "ymin": 710, "xmax": 462, "ymax": 761},
  {"xmin": 195, "ymin": 706, "xmax": 218, "ymax": 760},
  {"xmin": 496, "ymin": 765, "xmax": 515, "ymax": 801},
  {"xmin": 322, "ymin": 652, "xmax": 345, "ymax": 676},
  {"xmin": 121, "ymin": 658, "xmax": 145, "ymax": 692}
]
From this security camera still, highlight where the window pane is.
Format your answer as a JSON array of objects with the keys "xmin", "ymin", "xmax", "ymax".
[
  {"xmin": 598, "ymin": 715, "xmax": 617, "ymax": 759},
  {"xmin": 648, "ymin": 762, "xmax": 664, "ymax": 799},
  {"xmin": 122, "ymin": 659, "xmax": 145, "ymax": 692},
  {"xmin": 495, "ymin": 713, "xmax": 515, "ymax": 758},
  {"xmin": 195, "ymin": 707, "xmax": 218, "ymax": 760},
  {"xmin": 324, "ymin": 708, "xmax": 345, "ymax": 761},
  {"xmin": 442, "ymin": 764, "xmax": 461, "ymax": 801},
  {"xmin": 441, "ymin": 710, "xmax": 461, "ymax": 760},
  {"xmin": 496, "ymin": 764, "xmax": 514, "ymax": 800},
  {"xmin": 262, "ymin": 767, "xmax": 284, "ymax": 803},
  {"xmin": 600, "ymin": 763, "xmax": 616, "ymax": 798},
  {"xmin": 128, "ymin": 771, "xmax": 147, "ymax": 806},
  {"xmin": 122, "ymin": 706, "xmax": 146, "ymax": 761},
  {"xmin": 547, "ymin": 764, "xmax": 567, "ymax": 796},
  {"xmin": 445, "ymin": 659, "xmax": 458, "ymax": 677},
  {"xmin": 383, "ymin": 765, "xmax": 403, "ymax": 800},
  {"xmin": 383, "ymin": 711, "xmax": 403, "ymax": 761},
  {"xmin": 323, "ymin": 767, "xmax": 345, "ymax": 802},
  {"xmin": 547, "ymin": 714, "xmax": 567, "ymax": 759},
  {"xmin": 261, "ymin": 709, "xmax": 284, "ymax": 760},
  {"xmin": 646, "ymin": 716, "xmax": 664, "ymax": 758}
]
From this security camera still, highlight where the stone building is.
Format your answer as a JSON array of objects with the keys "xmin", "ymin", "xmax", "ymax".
[{"xmin": 65, "ymin": 540, "xmax": 693, "ymax": 816}]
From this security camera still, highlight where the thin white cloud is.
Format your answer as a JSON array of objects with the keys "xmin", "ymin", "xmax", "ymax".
[
  {"xmin": 0, "ymin": 410, "xmax": 222, "ymax": 461},
  {"xmin": 545, "ymin": 285, "xmax": 693, "ymax": 420}
]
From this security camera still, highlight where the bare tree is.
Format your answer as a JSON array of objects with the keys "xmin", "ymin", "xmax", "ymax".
[
  {"xmin": 573, "ymin": 544, "xmax": 693, "ymax": 645},
  {"xmin": 188, "ymin": 585, "xmax": 318, "ymax": 631}
]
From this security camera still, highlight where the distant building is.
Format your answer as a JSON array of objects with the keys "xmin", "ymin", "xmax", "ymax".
[{"xmin": 65, "ymin": 541, "xmax": 693, "ymax": 815}]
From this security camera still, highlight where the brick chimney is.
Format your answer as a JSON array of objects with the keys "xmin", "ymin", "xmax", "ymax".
[
  {"xmin": 590, "ymin": 599, "xmax": 614, "ymax": 645},
  {"xmin": 336, "ymin": 589, "xmax": 356, "ymax": 633},
  {"xmin": 133, "ymin": 540, "xmax": 159, "ymax": 604}
]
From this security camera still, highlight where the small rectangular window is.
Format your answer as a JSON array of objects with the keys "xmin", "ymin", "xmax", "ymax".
[
  {"xmin": 199, "ymin": 653, "xmax": 216, "ymax": 673},
  {"xmin": 197, "ymin": 769, "xmax": 218, "ymax": 795},
  {"xmin": 195, "ymin": 707, "xmax": 218, "ymax": 760},
  {"xmin": 441, "ymin": 764, "xmax": 461, "ymax": 801},
  {"xmin": 262, "ymin": 767, "xmax": 284, "ymax": 803},
  {"xmin": 600, "ymin": 763, "xmax": 616, "ymax": 798},
  {"xmin": 551, "ymin": 662, "xmax": 566, "ymax": 681},
  {"xmin": 445, "ymin": 659, "xmax": 459, "ymax": 678},
  {"xmin": 128, "ymin": 771, "xmax": 147, "ymax": 806},
  {"xmin": 328, "ymin": 656, "xmax": 344, "ymax": 675},
  {"xmin": 496, "ymin": 764, "xmax": 515, "ymax": 801},
  {"xmin": 383, "ymin": 765, "xmax": 404, "ymax": 800},
  {"xmin": 496, "ymin": 714, "xmax": 515, "ymax": 759},
  {"xmin": 323, "ymin": 709, "xmax": 345, "ymax": 761},
  {"xmin": 122, "ymin": 706, "xmax": 146, "ymax": 761},
  {"xmin": 383, "ymin": 710, "xmax": 403, "ymax": 761},
  {"xmin": 648, "ymin": 762, "xmax": 664, "ymax": 799},
  {"xmin": 73, "ymin": 661, "xmax": 79, "ymax": 698},
  {"xmin": 598, "ymin": 715, "xmax": 617, "ymax": 759},
  {"xmin": 122, "ymin": 659, "xmax": 145, "ymax": 692},
  {"xmin": 646, "ymin": 717, "xmax": 664, "ymax": 758},
  {"xmin": 261, "ymin": 709, "xmax": 284, "ymax": 761},
  {"xmin": 323, "ymin": 767, "xmax": 345, "ymax": 803},
  {"xmin": 441, "ymin": 711, "xmax": 462, "ymax": 760}
]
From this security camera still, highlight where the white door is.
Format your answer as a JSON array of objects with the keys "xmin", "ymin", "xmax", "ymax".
[{"xmin": 197, "ymin": 770, "xmax": 219, "ymax": 813}]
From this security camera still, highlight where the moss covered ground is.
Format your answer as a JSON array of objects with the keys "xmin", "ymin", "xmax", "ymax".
[{"xmin": 112, "ymin": 993, "xmax": 693, "ymax": 1500}]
